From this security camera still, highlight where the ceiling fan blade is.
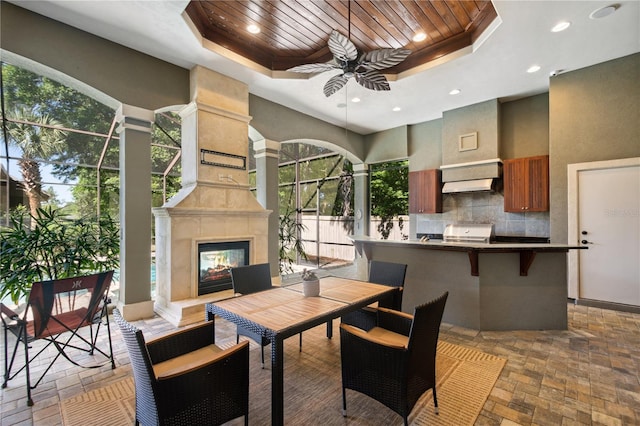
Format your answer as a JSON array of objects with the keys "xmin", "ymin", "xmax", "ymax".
[
  {"xmin": 355, "ymin": 70, "xmax": 390, "ymax": 91},
  {"xmin": 287, "ymin": 62, "xmax": 338, "ymax": 73},
  {"xmin": 328, "ymin": 30, "xmax": 358, "ymax": 62},
  {"xmin": 323, "ymin": 74, "xmax": 350, "ymax": 97},
  {"xmin": 359, "ymin": 48, "xmax": 412, "ymax": 71}
]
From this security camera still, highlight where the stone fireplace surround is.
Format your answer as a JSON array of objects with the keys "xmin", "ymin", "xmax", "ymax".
[{"xmin": 153, "ymin": 66, "xmax": 270, "ymax": 326}]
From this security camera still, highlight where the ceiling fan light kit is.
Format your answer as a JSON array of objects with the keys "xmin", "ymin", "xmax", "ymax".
[{"xmin": 287, "ymin": 30, "xmax": 411, "ymax": 97}]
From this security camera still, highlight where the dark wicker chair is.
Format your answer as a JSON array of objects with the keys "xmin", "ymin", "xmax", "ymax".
[
  {"xmin": 230, "ymin": 263, "xmax": 273, "ymax": 367},
  {"xmin": 340, "ymin": 291, "xmax": 449, "ymax": 426},
  {"xmin": 113, "ymin": 309, "xmax": 249, "ymax": 426},
  {"xmin": 230, "ymin": 263, "xmax": 305, "ymax": 367},
  {"xmin": 341, "ymin": 260, "xmax": 407, "ymax": 331}
]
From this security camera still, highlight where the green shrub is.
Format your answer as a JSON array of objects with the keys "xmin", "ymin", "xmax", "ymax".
[{"xmin": 0, "ymin": 206, "xmax": 120, "ymax": 304}]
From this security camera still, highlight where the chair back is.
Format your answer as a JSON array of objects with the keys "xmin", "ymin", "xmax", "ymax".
[
  {"xmin": 369, "ymin": 261, "xmax": 406, "ymax": 310},
  {"xmin": 26, "ymin": 271, "xmax": 114, "ymax": 339},
  {"xmin": 407, "ymin": 292, "xmax": 448, "ymax": 366},
  {"xmin": 231, "ymin": 263, "xmax": 272, "ymax": 295},
  {"xmin": 368, "ymin": 260, "xmax": 407, "ymax": 287},
  {"xmin": 113, "ymin": 309, "xmax": 160, "ymax": 426}
]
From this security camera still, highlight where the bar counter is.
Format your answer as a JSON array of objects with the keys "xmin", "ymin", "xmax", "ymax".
[{"xmin": 350, "ymin": 236, "xmax": 585, "ymax": 331}]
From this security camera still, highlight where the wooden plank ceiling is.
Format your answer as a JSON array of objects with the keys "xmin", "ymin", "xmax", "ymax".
[{"xmin": 185, "ymin": 0, "xmax": 497, "ymax": 73}]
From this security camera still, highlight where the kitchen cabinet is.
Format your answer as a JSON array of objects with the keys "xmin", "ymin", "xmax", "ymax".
[
  {"xmin": 503, "ymin": 155, "xmax": 549, "ymax": 212},
  {"xmin": 409, "ymin": 169, "xmax": 442, "ymax": 213}
]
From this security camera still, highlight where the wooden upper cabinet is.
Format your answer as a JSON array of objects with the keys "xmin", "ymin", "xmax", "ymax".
[
  {"xmin": 409, "ymin": 169, "xmax": 442, "ymax": 214},
  {"xmin": 503, "ymin": 155, "xmax": 549, "ymax": 212}
]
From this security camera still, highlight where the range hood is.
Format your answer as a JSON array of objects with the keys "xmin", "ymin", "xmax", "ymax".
[
  {"xmin": 440, "ymin": 99, "xmax": 502, "ymax": 193},
  {"xmin": 440, "ymin": 158, "xmax": 502, "ymax": 193},
  {"xmin": 442, "ymin": 178, "xmax": 495, "ymax": 193}
]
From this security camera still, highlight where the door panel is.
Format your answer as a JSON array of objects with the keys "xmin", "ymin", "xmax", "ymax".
[{"xmin": 578, "ymin": 165, "xmax": 640, "ymax": 305}]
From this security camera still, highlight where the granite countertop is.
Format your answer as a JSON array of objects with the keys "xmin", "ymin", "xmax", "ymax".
[{"xmin": 349, "ymin": 235, "xmax": 585, "ymax": 251}]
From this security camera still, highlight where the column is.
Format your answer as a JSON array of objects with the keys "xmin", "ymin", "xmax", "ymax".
[
  {"xmin": 116, "ymin": 104, "xmax": 155, "ymax": 320},
  {"xmin": 352, "ymin": 163, "xmax": 370, "ymax": 276},
  {"xmin": 253, "ymin": 138, "xmax": 281, "ymax": 282},
  {"xmin": 353, "ymin": 163, "xmax": 370, "ymax": 236}
]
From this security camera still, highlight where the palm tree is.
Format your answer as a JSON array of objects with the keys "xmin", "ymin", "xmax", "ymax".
[{"xmin": 6, "ymin": 106, "xmax": 67, "ymax": 218}]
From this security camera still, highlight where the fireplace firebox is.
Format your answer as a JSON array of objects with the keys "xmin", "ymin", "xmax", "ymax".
[{"xmin": 198, "ymin": 241, "xmax": 249, "ymax": 295}]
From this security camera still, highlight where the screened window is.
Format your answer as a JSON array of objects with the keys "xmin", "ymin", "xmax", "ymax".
[{"xmin": 369, "ymin": 159, "xmax": 409, "ymax": 240}]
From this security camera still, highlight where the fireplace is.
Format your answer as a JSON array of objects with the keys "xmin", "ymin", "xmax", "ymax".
[
  {"xmin": 198, "ymin": 240, "xmax": 249, "ymax": 295},
  {"xmin": 152, "ymin": 66, "xmax": 270, "ymax": 327}
]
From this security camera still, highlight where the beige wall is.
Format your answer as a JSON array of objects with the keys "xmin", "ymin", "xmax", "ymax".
[
  {"xmin": 410, "ymin": 95, "xmax": 550, "ymax": 172},
  {"xmin": 408, "ymin": 119, "xmax": 443, "ymax": 171},
  {"xmin": 500, "ymin": 93, "xmax": 549, "ymax": 159},
  {"xmin": 248, "ymin": 94, "xmax": 366, "ymax": 162},
  {"xmin": 549, "ymin": 53, "xmax": 640, "ymax": 242},
  {"xmin": 442, "ymin": 99, "xmax": 500, "ymax": 165},
  {"xmin": 1, "ymin": 2, "xmax": 189, "ymax": 110},
  {"xmin": 363, "ymin": 125, "xmax": 408, "ymax": 163}
]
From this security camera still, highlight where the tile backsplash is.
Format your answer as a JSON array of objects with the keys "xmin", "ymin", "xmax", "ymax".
[{"xmin": 415, "ymin": 191, "xmax": 549, "ymax": 237}]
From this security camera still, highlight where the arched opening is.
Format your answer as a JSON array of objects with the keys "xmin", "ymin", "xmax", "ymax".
[
  {"xmin": 247, "ymin": 136, "xmax": 357, "ymax": 275},
  {"xmin": 0, "ymin": 61, "xmax": 183, "ymax": 303}
]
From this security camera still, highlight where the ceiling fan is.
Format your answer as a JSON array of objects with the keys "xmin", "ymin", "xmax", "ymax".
[{"xmin": 287, "ymin": 30, "xmax": 411, "ymax": 97}]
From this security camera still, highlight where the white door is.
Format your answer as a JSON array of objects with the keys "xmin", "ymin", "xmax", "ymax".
[{"xmin": 578, "ymin": 165, "xmax": 640, "ymax": 305}]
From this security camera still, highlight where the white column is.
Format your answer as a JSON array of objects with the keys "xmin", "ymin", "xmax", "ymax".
[
  {"xmin": 353, "ymin": 163, "xmax": 370, "ymax": 236},
  {"xmin": 116, "ymin": 104, "xmax": 155, "ymax": 320},
  {"xmin": 254, "ymin": 138, "xmax": 281, "ymax": 281}
]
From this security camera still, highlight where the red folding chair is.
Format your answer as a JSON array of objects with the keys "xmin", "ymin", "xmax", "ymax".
[{"xmin": 1, "ymin": 271, "xmax": 115, "ymax": 406}]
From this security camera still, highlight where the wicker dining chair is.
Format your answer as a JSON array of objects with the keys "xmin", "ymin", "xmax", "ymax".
[
  {"xmin": 113, "ymin": 309, "xmax": 249, "ymax": 426},
  {"xmin": 230, "ymin": 263, "xmax": 305, "ymax": 367},
  {"xmin": 230, "ymin": 263, "xmax": 273, "ymax": 367},
  {"xmin": 341, "ymin": 260, "xmax": 407, "ymax": 331},
  {"xmin": 340, "ymin": 291, "xmax": 449, "ymax": 426}
]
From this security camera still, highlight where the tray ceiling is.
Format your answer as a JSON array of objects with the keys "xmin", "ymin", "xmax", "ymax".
[{"xmin": 185, "ymin": 0, "xmax": 497, "ymax": 73}]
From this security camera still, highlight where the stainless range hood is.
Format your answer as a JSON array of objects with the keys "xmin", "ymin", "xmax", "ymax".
[
  {"xmin": 442, "ymin": 178, "xmax": 495, "ymax": 193},
  {"xmin": 440, "ymin": 158, "xmax": 502, "ymax": 193}
]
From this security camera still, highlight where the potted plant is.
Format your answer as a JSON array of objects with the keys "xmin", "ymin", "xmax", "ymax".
[
  {"xmin": 301, "ymin": 268, "xmax": 320, "ymax": 297},
  {"xmin": 0, "ymin": 206, "xmax": 120, "ymax": 304}
]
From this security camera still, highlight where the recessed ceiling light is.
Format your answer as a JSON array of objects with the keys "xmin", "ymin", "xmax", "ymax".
[
  {"xmin": 247, "ymin": 24, "xmax": 260, "ymax": 34},
  {"xmin": 449, "ymin": 89, "xmax": 461, "ymax": 95},
  {"xmin": 412, "ymin": 32, "xmax": 427, "ymax": 42},
  {"xmin": 551, "ymin": 21, "xmax": 571, "ymax": 32},
  {"xmin": 351, "ymin": 97, "xmax": 361, "ymax": 103},
  {"xmin": 392, "ymin": 106, "xmax": 401, "ymax": 112},
  {"xmin": 527, "ymin": 65, "xmax": 541, "ymax": 73},
  {"xmin": 590, "ymin": 4, "xmax": 620, "ymax": 19}
]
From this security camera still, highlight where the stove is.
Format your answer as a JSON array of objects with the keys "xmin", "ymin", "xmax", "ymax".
[{"xmin": 443, "ymin": 223, "xmax": 495, "ymax": 244}]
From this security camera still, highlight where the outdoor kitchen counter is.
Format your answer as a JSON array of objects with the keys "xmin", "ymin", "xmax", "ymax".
[{"xmin": 350, "ymin": 236, "xmax": 585, "ymax": 331}]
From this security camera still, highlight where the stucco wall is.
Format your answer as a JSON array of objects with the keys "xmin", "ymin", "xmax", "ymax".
[
  {"xmin": 549, "ymin": 53, "xmax": 640, "ymax": 242},
  {"xmin": 248, "ymin": 94, "xmax": 366, "ymax": 162},
  {"xmin": 442, "ymin": 99, "xmax": 500, "ymax": 165},
  {"xmin": 1, "ymin": 2, "xmax": 189, "ymax": 110},
  {"xmin": 501, "ymin": 93, "xmax": 549, "ymax": 159},
  {"xmin": 364, "ymin": 125, "xmax": 408, "ymax": 163},
  {"xmin": 408, "ymin": 118, "xmax": 443, "ymax": 171}
]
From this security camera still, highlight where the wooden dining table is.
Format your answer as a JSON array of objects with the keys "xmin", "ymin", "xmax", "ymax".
[{"xmin": 205, "ymin": 276, "xmax": 397, "ymax": 426}]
